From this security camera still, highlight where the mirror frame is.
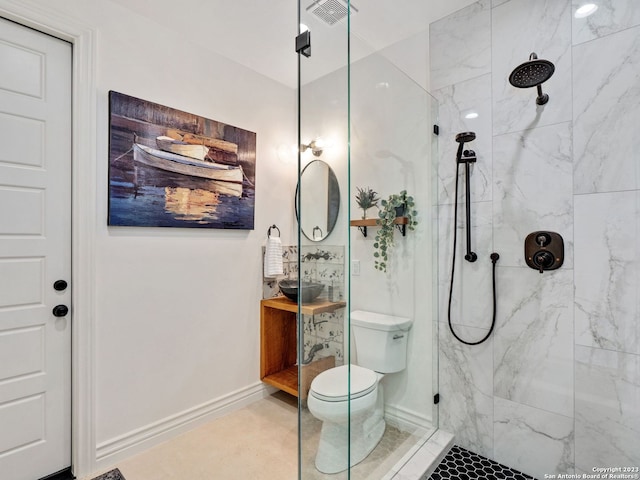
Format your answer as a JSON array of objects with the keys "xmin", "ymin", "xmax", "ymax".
[{"xmin": 295, "ymin": 159, "xmax": 340, "ymax": 242}]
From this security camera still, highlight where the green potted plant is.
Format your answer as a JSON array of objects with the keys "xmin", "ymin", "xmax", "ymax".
[
  {"xmin": 355, "ymin": 186, "xmax": 380, "ymax": 219},
  {"xmin": 373, "ymin": 190, "xmax": 418, "ymax": 272}
]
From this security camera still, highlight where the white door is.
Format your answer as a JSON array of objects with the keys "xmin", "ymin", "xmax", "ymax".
[{"xmin": 0, "ymin": 17, "xmax": 72, "ymax": 480}]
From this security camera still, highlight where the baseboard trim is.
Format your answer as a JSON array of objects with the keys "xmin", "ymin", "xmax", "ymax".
[
  {"xmin": 96, "ymin": 382, "xmax": 272, "ymax": 466},
  {"xmin": 384, "ymin": 403, "xmax": 432, "ymax": 436}
]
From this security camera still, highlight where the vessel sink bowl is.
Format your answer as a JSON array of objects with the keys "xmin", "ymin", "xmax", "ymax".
[{"xmin": 279, "ymin": 280, "xmax": 325, "ymax": 303}]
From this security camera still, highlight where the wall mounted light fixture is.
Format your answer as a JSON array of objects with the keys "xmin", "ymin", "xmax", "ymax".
[{"xmin": 300, "ymin": 138, "xmax": 324, "ymax": 157}]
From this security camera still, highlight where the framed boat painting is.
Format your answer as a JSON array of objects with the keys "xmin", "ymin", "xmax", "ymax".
[{"xmin": 107, "ymin": 91, "xmax": 256, "ymax": 229}]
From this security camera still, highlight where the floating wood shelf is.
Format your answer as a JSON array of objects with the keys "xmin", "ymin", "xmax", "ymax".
[
  {"xmin": 260, "ymin": 296, "xmax": 345, "ymax": 398},
  {"xmin": 350, "ymin": 216, "xmax": 409, "ymax": 237}
]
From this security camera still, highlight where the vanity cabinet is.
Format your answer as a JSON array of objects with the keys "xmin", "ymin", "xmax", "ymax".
[{"xmin": 260, "ymin": 296, "xmax": 346, "ymax": 399}]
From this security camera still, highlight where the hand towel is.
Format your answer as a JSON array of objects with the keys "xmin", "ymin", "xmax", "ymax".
[{"xmin": 264, "ymin": 236, "xmax": 284, "ymax": 278}]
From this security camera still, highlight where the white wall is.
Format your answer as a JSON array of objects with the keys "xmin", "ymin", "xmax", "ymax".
[{"xmin": 13, "ymin": 0, "xmax": 296, "ymax": 470}]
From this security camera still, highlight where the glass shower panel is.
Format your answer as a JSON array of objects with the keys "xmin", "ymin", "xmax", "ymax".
[
  {"xmin": 297, "ymin": 1, "xmax": 439, "ymax": 478},
  {"xmin": 349, "ymin": 51, "xmax": 440, "ymax": 477},
  {"xmin": 297, "ymin": 1, "xmax": 350, "ymax": 479}
]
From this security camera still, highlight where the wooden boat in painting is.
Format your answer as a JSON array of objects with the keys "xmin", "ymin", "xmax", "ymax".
[
  {"xmin": 133, "ymin": 143, "xmax": 244, "ymax": 184},
  {"xmin": 156, "ymin": 136, "xmax": 209, "ymax": 160},
  {"xmin": 164, "ymin": 129, "xmax": 239, "ymax": 165}
]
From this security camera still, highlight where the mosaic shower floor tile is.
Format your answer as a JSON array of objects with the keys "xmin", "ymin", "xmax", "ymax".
[{"xmin": 427, "ymin": 445, "xmax": 536, "ymax": 480}]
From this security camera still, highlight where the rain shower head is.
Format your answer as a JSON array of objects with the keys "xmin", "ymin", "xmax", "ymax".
[{"xmin": 509, "ymin": 52, "xmax": 555, "ymax": 105}]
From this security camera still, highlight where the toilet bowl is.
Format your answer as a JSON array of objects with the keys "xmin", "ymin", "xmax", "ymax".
[
  {"xmin": 307, "ymin": 365, "xmax": 385, "ymax": 474},
  {"xmin": 307, "ymin": 310, "xmax": 413, "ymax": 474}
]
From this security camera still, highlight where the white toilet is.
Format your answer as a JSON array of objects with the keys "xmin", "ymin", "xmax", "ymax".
[{"xmin": 307, "ymin": 310, "xmax": 413, "ymax": 474}]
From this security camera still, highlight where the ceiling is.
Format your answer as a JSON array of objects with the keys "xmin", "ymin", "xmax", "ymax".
[{"xmin": 110, "ymin": 0, "xmax": 476, "ymax": 89}]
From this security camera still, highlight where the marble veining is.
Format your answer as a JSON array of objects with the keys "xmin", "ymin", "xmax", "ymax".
[
  {"xmin": 434, "ymin": 74, "xmax": 492, "ymax": 206},
  {"xmin": 574, "ymin": 191, "xmax": 640, "ymax": 355},
  {"xmin": 430, "ymin": 0, "xmax": 491, "ymax": 92},
  {"xmin": 572, "ymin": 0, "xmax": 640, "ymax": 45},
  {"xmin": 438, "ymin": 202, "xmax": 495, "ymax": 330},
  {"xmin": 439, "ymin": 322, "xmax": 494, "ymax": 458},
  {"xmin": 573, "ymin": 25, "xmax": 640, "ymax": 194},
  {"xmin": 494, "ymin": 397, "xmax": 574, "ymax": 479},
  {"xmin": 492, "ymin": 122, "xmax": 573, "ymax": 268},
  {"xmin": 492, "ymin": 0, "xmax": 511, "ymax": 7},
  {"xmin": 492, "ymin": 0, "xmax": 572, "ymax": 136},
  {"xmin": 575, "ymin": 346, "xmax": 640, "ymax": 470},
  {"xmin": 493, "ymin": 268, "xmax": 574, "ymax": 417},
  {"xmin": 431, "ymin": 0, "xmax": 640, "ymax": 475}
]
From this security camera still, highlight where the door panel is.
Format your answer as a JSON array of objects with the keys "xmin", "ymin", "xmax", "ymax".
[{"xmin": 0, "ymin": 17, "xmax": 71, "ymax": 480}]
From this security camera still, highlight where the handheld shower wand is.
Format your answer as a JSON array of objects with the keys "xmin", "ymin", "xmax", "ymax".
[
  {"xmin": 448, "ymin": 132, "xmax": 500, "ymax": 346},
  {"xmin": 455, "ymin": 132, "xmax": 477, "ymax": 263}
]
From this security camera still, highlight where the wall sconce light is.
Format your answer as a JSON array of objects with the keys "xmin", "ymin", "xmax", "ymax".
[{"xmin": 300, "ymin": 138, "xmax": 324, "ymax": 157}]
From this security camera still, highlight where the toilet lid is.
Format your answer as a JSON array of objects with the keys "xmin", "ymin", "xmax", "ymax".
[{"xmin": 310, "ymin": 365, "xmax": 377, "ymax": 402}]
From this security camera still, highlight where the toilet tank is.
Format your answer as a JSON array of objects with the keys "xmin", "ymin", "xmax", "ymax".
[{"xmin": 351, "ymin": 310, "xmax": 413, "ymax": 373}]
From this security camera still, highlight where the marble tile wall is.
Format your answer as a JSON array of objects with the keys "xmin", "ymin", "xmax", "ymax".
[
  {"xmin": 262, "ymin": 245, "xmax": 345, "ymax": 366},
  {"xmin": 431, "ymin": 0, "xmax": 640, "ymax": 477}
]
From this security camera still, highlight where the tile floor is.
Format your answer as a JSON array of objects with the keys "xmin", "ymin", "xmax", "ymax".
[
  {"xmin": 85, "ymin": 392, "xmax": 423, "ymax": 480},
  {"xmin": 425, "ymin": 445, "xmax": 536, "ymax": 480}
]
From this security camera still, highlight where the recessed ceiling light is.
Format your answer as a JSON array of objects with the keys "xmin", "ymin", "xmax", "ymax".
[
  {"xmin": 465, "ymin": 112, "xmax": 479, "ymax": 120},
  {"xmin": 575, "ymin": 3, "xmax": 598, "ymax": 18}
]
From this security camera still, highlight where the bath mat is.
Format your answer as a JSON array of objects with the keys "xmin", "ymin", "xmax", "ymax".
[
  {"xmin": 426, "ymin": 444, "xmax": 536, "ymax": 480},
  {"xmin": 91, "ymin": 469, "xmax": 126, "ymax": 480}
]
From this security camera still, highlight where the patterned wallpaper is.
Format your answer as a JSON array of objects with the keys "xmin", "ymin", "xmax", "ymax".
[{"xmin": 262, "ymin": 245, "xmax": 346, "ymax": 366}]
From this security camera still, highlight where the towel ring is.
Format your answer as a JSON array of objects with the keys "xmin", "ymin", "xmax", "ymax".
[{"xmin": 268, "ymin": 224, "xmax": 280, "ymax": 237}]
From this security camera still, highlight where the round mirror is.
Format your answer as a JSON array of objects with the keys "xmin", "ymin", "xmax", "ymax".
[{"xmin": 295, "ymin": 160, "xmax": 340, "ymax": 242}]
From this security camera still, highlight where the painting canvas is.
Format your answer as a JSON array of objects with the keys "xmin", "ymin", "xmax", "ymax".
[{"xmin": 108, "ymin": 91, "xmax": 256, "ymax": 229}]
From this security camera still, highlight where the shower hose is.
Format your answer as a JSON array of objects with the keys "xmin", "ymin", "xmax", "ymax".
[{"xmin": 447, "ymin": 161, "xmax": 499, "ymax": 346}]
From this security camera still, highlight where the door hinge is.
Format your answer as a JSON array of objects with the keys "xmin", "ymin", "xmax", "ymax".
[
  {"xmin": 296, "ymin": 31, "xmax": 311, "ymax": 58},
  {"xmin": 433, "ymin": 124, "xmax": 440, "ymax": 136},
  {"xmin": 434, "ymin": 393, "xmax": 440, "ymax": 405}
]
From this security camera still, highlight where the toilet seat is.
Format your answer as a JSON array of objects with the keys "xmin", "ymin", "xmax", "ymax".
[{"xmin": 310, "ymin": 365, "xmax": 377, "ymax": 402}]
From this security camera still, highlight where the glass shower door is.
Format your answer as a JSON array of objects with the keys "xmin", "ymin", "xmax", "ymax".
[
  {"xmin": 297, "ymin": 1, "xmax": 351, "ymax": 479},
  {"xmin": 296, "ymin": 1, "xmax": 439, "ymax": 478}
]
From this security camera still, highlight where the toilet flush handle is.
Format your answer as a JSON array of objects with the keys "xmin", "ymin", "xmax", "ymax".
[{"xmin": 393, "ymin": 334, "xmax": 404, "ymax": 340}]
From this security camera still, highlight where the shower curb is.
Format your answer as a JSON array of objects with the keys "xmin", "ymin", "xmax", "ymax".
[{"xmin": 383, "ymin": 429, "xmax": 455, "ymax": 479}]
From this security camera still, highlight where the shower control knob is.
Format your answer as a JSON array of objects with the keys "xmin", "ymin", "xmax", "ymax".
[
  {"xmin": 525, "ymin": 231, "xmax": 564, "ymax": 274},
  {"xmin": 533, "ymin": 251, "xmax": 554, "ymax": 273},
  {"xmin": 536, "ymin": 233, "xmax": 551, "ymax": 247}
]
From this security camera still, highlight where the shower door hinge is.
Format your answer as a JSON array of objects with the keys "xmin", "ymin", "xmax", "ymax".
[
  {"xmin": 433, "ymin": 124, "xmax": 440, "ymax": 136},
  {"xmin": 295, "ymin": 31, "xmax": 311, "ymax": 57},
  {"xmin": 434, "ymin": 393, "xmax": 440, "ymax": 405}
]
